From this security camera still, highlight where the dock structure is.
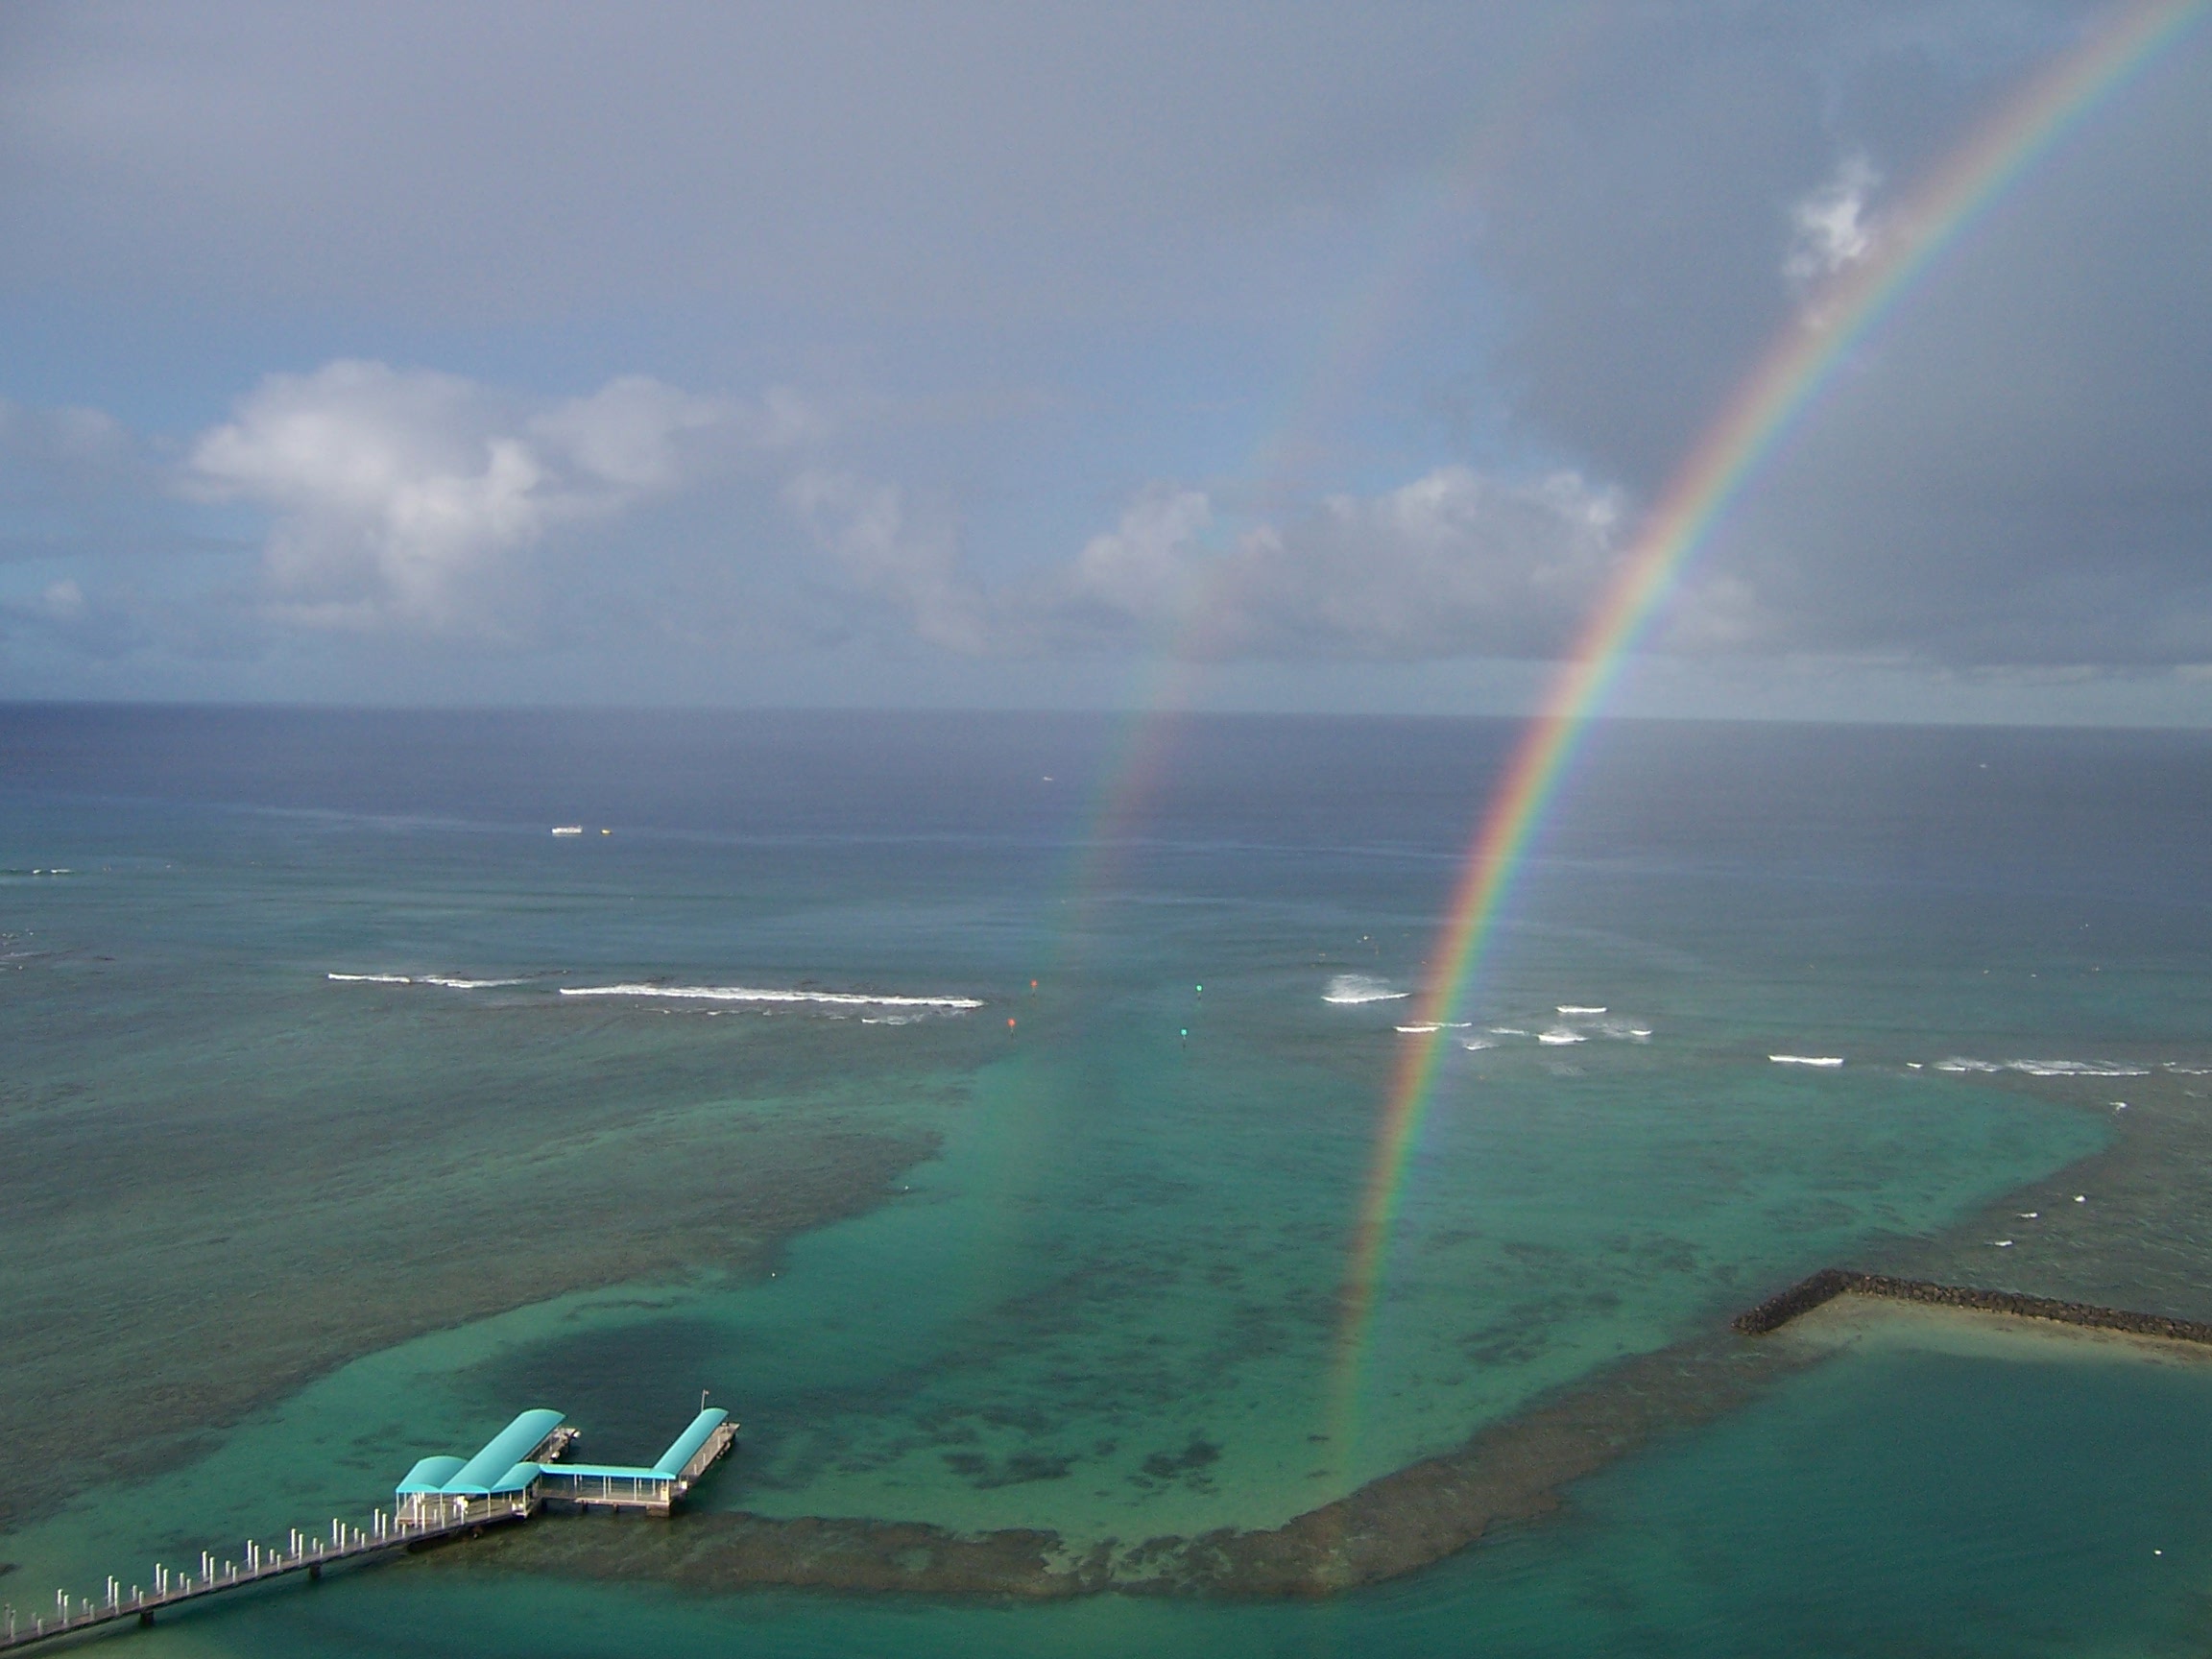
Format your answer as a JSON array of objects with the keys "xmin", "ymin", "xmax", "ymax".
[
  {"xmin": 397, "ymin": 1405, "xmax": 737, "ymax": 1520},
  {"xmin": 1, "ymin": 1404, "xmax": 738, "ymax": 1652}
]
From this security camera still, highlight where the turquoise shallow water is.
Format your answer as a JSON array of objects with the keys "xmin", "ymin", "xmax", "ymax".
[
  {"xmin": 75, "ymin": 1335, "xmax": 2212, "ymax": 1657},
  {"xmin": 6, "ymin": 709, "xmax": 2212, "ymax": 1652}
]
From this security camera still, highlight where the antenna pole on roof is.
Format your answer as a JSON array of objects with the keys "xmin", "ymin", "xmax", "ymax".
[{"xmin": 700, "ymin": 1388, "xmax": 709, "ymax": 1410}]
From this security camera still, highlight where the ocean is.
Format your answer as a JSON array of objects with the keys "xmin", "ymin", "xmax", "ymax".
[{"xmin": 6, "ymin": 706, "xmax": 2212, "ymax": 1655}]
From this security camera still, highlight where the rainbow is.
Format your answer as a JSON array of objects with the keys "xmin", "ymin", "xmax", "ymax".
[
  {"xmin": 1326, "ymin": 0, "xmax": 2207, "ymax": 1461},
  {"xmin": 1047, "ymin": 14, "xmax": 1603, "ymax": 917}
]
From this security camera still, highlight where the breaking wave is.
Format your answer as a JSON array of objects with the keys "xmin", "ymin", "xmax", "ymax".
[
  {"xmin": 1323, "ymin": 974, "xmax": 1409, "ymax": 1004},
  {"xmin": 1934, "ymin": 1057, "xmax": 2151, "ymax": 1077},
  {"xmin": 1769, "ymin": 1054, "xmax": 1844, "ymax": 1068},
  {"xmin": 560, "ymin": 983, "xmax": 985, "ymax": 1010},
  {"xmin": 1536, "ymin": 1027, "xmax": 1586, "ymax": 1046},
  {"xmin": 328, "ymin": 972, "xmax": 524, "ymax": 989}
]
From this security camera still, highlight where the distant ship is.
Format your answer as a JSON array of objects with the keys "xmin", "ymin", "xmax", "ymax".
[{"xmin": 551, "ymin": 826, "xmax": 584, "ymax": 836}]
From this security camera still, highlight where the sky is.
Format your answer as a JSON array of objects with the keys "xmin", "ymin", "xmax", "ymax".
[{"xmin": 1, "ymin": 1, "xmax": 2208, "ymax": 721}]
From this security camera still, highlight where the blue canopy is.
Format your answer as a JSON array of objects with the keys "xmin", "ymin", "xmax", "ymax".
[
  {"xmin": 395, "ymin": 1455, "xmax": 467, "ymax": 1495},
  {"xmin": 652, "ymin": 1407, "xmax": 731, "ymax": 1478},
  {"xmin": 442, "ymin": 1409, "xmax": 566, "ymax": 1496}
]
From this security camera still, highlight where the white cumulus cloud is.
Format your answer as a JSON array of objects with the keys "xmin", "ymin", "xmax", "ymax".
[
  {"xmin": 783, "ymin": 468, "xmax": 986, "ymax": 654},
  {"xmin": 789, "ymin": 464, "xmax": 1630, "ymax": 661},
  {"xmin": 186, "ymin": 360, "xmax": 760, "ymax": 635},
  {"xmin": 1785, "ymin": 154, "xmax": 1882, "ymax": 298},
  {"xmin": 1019, "ymin": 466, "xmax": 1626, "ymax": 661}
]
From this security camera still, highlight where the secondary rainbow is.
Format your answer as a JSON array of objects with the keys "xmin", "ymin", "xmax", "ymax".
[
  {"xmin": 1046, "ymin": 17, "xmax": 1601, "ymax": 949},
  {"xmin": 1327, "ymin": 0, "xmax": 2208, "ymax": 1454}
]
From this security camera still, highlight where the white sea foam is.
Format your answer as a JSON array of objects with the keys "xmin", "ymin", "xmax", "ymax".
[
  {"xmin": 1460, "ymin": 1038, "xmax": 1497, "ymax": 1051},
  {"xmin": 1537, "ymin": 1027, "xmax": 1585, "ymax": 1046},
  {"xmin": 1935, "ymin": 1056, "xmax": 2149, "ymax": 1077},
  {"xmin": 1556, "ymin": 1005, "xmax": 1607, "ymax": 1016},
  {"xmin": 2164, "ymin": 1064, "xmax": 2212, "ymax": 1075},
  {"xmin": 1490, "ymin": 1026, "xmax": 1527, "ymax": 1036},
  {"xmin": 1769, "ymin": 1054, "xmax": 1844, "ymax": 1067},
  {"xmin": 1596, "ymin": 1020, "xmax": 1652, "ymax": 1042},
  {"xmin": 560, "ymin": 982, "xmax": 985, "ymax": 1009},
  {"xmin": 1323, "ymin": 974, "xmax": 1408, "ymax": 1004},
  {"xmin": 330, "ymin": 972, "xmax": 526, "ymax": 990},
  {"xmin": 1393, "ymin": 1022, "xmax": 1471, "ymax": 1033}
]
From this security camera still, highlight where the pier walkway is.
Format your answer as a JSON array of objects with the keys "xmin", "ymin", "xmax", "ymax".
[
  {"xmin": 0, "ymin": 1497, "xmax": 523, "ymax": 1651},
  {"xmin": 0, "ymin": 1404, "xmax": 738, "ymax": 1651}
]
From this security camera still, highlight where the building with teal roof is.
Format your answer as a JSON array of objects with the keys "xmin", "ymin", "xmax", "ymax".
[{"xmin": 394, "ymin": 1407, "xmax": 735, "ymax": 1522}]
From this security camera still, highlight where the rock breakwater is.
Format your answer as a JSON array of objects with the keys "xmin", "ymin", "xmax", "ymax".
[{"xmin": 1734, "ymin": 1268, "xmax": 2212, "ymax": 1344}]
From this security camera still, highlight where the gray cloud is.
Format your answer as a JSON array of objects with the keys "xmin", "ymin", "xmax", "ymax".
[
  {"xmin": 3, "ymin": 1, "xmax": 2207, "ymax": 709},
  {"xmin": 1462, "ymin": 4, "xmax": 2212, "ymax": 678},
  {"xmin": 0, "ymin": 1, "xmax": 1561, "ymax": 325},
  {"xmin": 0, "ymin": 397, "xmax": 181, "ymax": 564},
  {"xmin": 1676, "ymin": 23, "xmax": 2212, "ymax": 670}
]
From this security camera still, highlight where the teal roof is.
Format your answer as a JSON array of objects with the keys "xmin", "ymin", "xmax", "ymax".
[
  {"xmin": 536, "ymin": 1462, "xmax": 671, "ymax": 1481},
  {"xmin": 396, "ymin": 1455, "xmax": 468, "ymax": 1495},
  {"xmin": 443, "ymin": 1408, "xmax": 566, "ymax": 1495},
  {"xmin": 488, "ymin": 1461, "xmax": 541, "ymax": 1495},
  {"xmin": 652, "ymin": 1408, "xmax": 731, "ymax": 1478}
]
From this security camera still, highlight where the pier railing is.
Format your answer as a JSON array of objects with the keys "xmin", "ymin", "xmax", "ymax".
[{"xmin": 0, "ymin": 1495, "xmax": 529, "ymax": 1651}]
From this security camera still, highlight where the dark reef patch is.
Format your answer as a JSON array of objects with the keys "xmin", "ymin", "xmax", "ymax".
[
  {"xmin": 443, "ymin": 1324, "xmax": 1818, "ymax": 1598},
  {"xmin": 942, "ymin": 1450, "xmax": 1078, "ymax": 1488}
]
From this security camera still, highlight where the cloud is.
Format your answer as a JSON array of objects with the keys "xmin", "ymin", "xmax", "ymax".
[
  {"xmin": 185, "ymin": 361, "xmax": 757, "ymax": 635},
  {"xmin": 0, "ymin": 398, "xmax": 135, "ymax": 485},
  {"xmin": 791, "ymin": 464, "xmax": 1628, "ymax": 662},
  {"xmin": 1785, "ymin": 153, "xmax": 1882, "ymax": 296},
  {"xmin": 1053, "ymin": 468, "xmax": 1627, "ymax": 661},
  {"xmin": 0, "ymin": 575, "xmax": 163, "ymax": 661},
  {"xmin": 1059, "ymin": 487, "xmax": 1218, "ymax": 633},
  {"xmin": 0, "ymin": 397, "xmax": 169, "ymax": 562},
  {"xmin": 0, "ymin": 4, "xmax": 1564, "ymax": 325},
  {"xmin": 783, "ymin": 468, "xmax": 986, "ymax": 653}
]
